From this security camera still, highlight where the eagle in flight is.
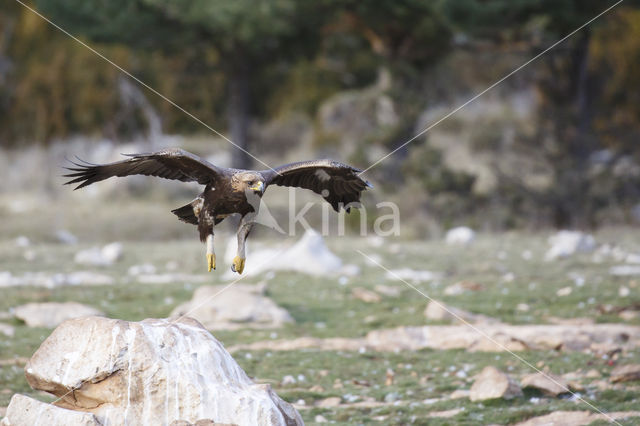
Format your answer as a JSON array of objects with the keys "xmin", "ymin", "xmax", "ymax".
[{"xmin": 64, "ymin": 148, "xmax": 371, "ymax": 274}]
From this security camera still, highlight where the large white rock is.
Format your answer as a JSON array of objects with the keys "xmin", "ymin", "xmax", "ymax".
[
  {"xmin": 14, "ymin": 302, "xmax": 104, "ymax": 328},
  {"xmin": 23, "ymin": 316, "xmax": 303, "ymax": 426},
  {"xmin": 223, "ymin": 229, "xmax": 344, "ymax": 278},
  {"xmin": 545, "ymin": 231, "xmax": 596, "ymax": 261},
  {"xmin": 1, "ymin": 394, "xmax": 101, "ymax": 426},
  {"xmin": 171, "ymin": 284, "xmax": 293, "ymax": 330},
  {"xmin": 445, "ymin": 227, "xmax": 475, "ymax": 246}
]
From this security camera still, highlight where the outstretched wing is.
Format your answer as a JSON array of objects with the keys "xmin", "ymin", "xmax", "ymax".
[
  {"xmin": 64, "ymin": 148, "xmax": 224, "ymax": 190},
  {"xmin": 261, "ymin": 160, "xmax": 372, "ymax": 212}
]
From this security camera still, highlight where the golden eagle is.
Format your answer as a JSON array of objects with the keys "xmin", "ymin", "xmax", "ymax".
[{"xmin": 64, "ymin": 148, "xmax": 371, "ymax": 274}]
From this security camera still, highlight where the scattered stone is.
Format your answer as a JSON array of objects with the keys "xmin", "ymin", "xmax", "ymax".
[
  {"xmin": 282, "ymin": 375, "xmax": 296, "ymax": 385},
  {"xmin": 1, "ymin": 394, "xmax": 100, "ymax": 426},
  {"xmin": 513, "ymin": 410, "xmax": 640, "ymax": 426},
  {"xmin": 14, "ymin": 236, "xmax": 29, "ymax": 247},
  {"xmin": 314, "ymin": 414, "xmax": 328, "ymax": 423},
  {"xmin": 424, "ymin": 300, "xmax": 499, "ymax": 324},
  {"xmin": 610, "ymin": 265, "xmax": 640, "ymax": 276},
  {"xmin": 469, "ymin": 366, "xmax": 522, "ymax": 401},
  {"xmin": 0, "ymin": 323, "xmax": 14, "ymax": 337},
  {"xmin": 14, "ymin": 302, "xmax": 104, "ymax": 328},
  {"xmin": 545, "ymin": 230, "xmax": 596, "ymax": 261},
  {"xmin": 135, "ymin": 273, "xmax": 209, "ymax": 284},
  {"xmin": 585, "ymin": 369, "xmax": 601, "ymax": 379},
  {"xmin": 74, "ymin": 242, "xmax": 123, "ymax": 266},
  {"xmin": 127, "ymin": 263, "xmax": 157, "ymax": 276},
  {"xmin": 428, "ymin": 408, "xmax": 463, "ymax": 418},
  {"xmin": 374, "ymin": 284, "xmax": 401, "ymax": 297},
  {"xmin": 54, "ymin": 229, "xmax": 78, "ymax": 245},
  {"xmin": 171, "ymin": 283, "xmax": 293, "ymax": 330},
  {"xmin": 444, "ymin": 281, "xmax": 484, "ymax": 296},
  {"xmin": 516, "ymin": 303, "xmax": 530, "ymax": 312},
  {"xmin": 620, "ymin": 310, "xmax": 639, "ymax": 321},
  {"xmin": 0, "ymin": 271, "xmax": 113, "ymax": 288},
  {"xmin": 450, "ymin": 389, "xmax": 470, "ymax": 399},
  {"xmin": 610, "ymin": 364, "xmax": 640, "ymax": 383},
  {"xmin": 383, "ymin": 392, "xmax": 401, "ymax": 403},
  {"xmin": 316, "ymin": 397, "xmax": 341, "ymax": 407},
  {"xmin": 23, "ymin": 316, "xmax": 302, "ymax": 425},
  {"xmin": 445, "ymin": 227, "xmax": 475, "ymax": 245},
  {"xmin": 385, "ymin": 268, "xmax": 438, "ymax": 283},
  {"xmin": 556, "ymin": 286, "xmax": 573, "ymax": 297},
  {"xmin": 619, "ymin": 286, "xmax": 631, "ymax": 297},
  {"xmin": 520, "ymin": 372, "xmax": 569, "ymax": 396},
  {"xmin": 351, "ymin": 287, "xmax": 381, "ymax": 303}
]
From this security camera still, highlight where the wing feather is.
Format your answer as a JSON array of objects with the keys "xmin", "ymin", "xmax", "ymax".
[
  {"xmin": 261, "ymin": 159, "xmax": 372, "ymax": 212},
  {"xmin": 63, "ymin": 148, "xmax": 224, "ymax": 190}
]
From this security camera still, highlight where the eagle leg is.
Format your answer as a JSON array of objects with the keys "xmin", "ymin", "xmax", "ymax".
[
  {"xmin": 231, "ymin": 215, "xmax": 253, "ymax": 274},
  {"xmin": 205, "ymin": 234, "xmax": 215, "ymax": 272}
]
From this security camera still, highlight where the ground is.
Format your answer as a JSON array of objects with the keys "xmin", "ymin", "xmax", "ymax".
[{"xmin": 0, "ymin": 205, "xmax": 639, "ymax": 424}]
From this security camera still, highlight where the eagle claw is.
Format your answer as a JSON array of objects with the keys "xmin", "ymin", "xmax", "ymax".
[
  {"xmin": 231, "ymin": 256, "xmax": 245, "ymax": 274},
  {"xmin": 207, "ymin": 253, "xmax": 216, "ymax": 272}
]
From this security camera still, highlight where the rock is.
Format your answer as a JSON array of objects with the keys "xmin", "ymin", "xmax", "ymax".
[
  {"xmin": 516, "ymin": 303, "xmax": 530, "ymax": 312},
  {"xmin": 74, "ymin": 242, "xmax": 123, "ymax": 266},
  {"xmin": 556, "ymin": 286, "xmax": 573, "ymax": 297},
  {"xmin": 610, "ymin": 364, "xmax": 640, "ymax": 383},
  {"xmin": 14, "ymin": 302, "xmax": 104, "ymax": 328},
  {"xmin": 23, "ymin": 316, "xmax": 302, "ymax": 426},
  {"xmin": 513, "ymin": 410, "xmax": 640, "ymax": 426},
  {"xmin": 545, "ymin": 231, "xmax": 595, "ymax": 261},
  {"xmin": 314, "ymin": 415, "xmax": 328, "ymax": 423},
  {"xmin": 445, "ymin": 227, "xmax": 475, "ymax": 245},
  {"xmin": 0, "ymin": 323, "xmax": 14, "ymax": 337},
  {"xmin": 0, "ymin": 271, "xmax": 113, "ymax": 288},
  {"xmin": 135, "ymin": 273, "xmax": 209, "ymax": 284},
  {"xmin": 55, "ymin": 229, "xmax": 78, "ymax": 245},
  {"xmin": 223, "ymin": 229, "xmax": 343, "ymax": 278},
  {"xmin": 428, "ymin": 408, "xmax": 463, "ymax": 418},
  {"xmin": 127, "ymin": 263, "xmax": 157, "ymax": 276},
  {"xmin": 424, "ymin": 300, "xmax": 499, "ymax": 324},
  {"xmin": 374, "ymin": 284, "xmax": 401, "ymax": 297},
  {"xmin": 2, "ymin": 394, "xmax": 101, "ymax": 426},
  {"xmin": 385, "ymin": 268, "xmax": 438, "ymax": 283},
  {"xmin": 619, "ymin": 286, "xmax": 630, "ymax": 297},
  {"xmin": 520, "ymin": 372, "xmax": 569, "ymax": 396},
  {"xmin": 610, "ymin": 265, "xmax": 640, "ymax": 276},
  {"xmin": 469, "ymin": 366, "xmax": 522, "ymax": 401},
  {"xmin": 171, "ymin": 284, "xmax": 293, "ymax": 330},
  {"xmin": 444, "ymin": 281, "xmax": 484, "ymax": 296},
  {"xmin": 585, "ymin": 369, "xmax": 601, "ymax": 379},
  {"xmin": 316, "ymin": 397, "xmax": 341, "ymax": 407},
  {"xmin": 449, "ymin": 389, "xmax": 470, "ymax": 399},
  {"xmin": 14, "ymin": 236, "xmax": 30, "ymax": 247},
  {"xmin": 351, "ymin": 287, "xmax": 381, "ymax": 303}
]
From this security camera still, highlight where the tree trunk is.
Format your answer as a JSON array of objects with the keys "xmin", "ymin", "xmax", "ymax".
[{"xmin": 228, "ymin": 58, "xmax": 251, "ymax": 169}]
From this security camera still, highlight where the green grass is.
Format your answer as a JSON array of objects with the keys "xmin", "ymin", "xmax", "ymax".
[{"xmin": 0, "ymin": 226, "xmax": 639, "ymax": 423}]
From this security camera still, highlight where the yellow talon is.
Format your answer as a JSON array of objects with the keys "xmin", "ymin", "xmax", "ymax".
[
  {"xmin": 231, "ymin": 256, "xmax": 245, "ymax": 274},
  {"xmin": 207, "ymin": 253, "xmax": 216, "ymax": 272}
]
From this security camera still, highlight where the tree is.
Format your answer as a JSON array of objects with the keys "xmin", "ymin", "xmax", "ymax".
[{"xmin": 36, "ymin": 0, "xmax": 325, "ymax": 168}]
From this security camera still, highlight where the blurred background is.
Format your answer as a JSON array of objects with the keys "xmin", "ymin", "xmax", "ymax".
[{"xmin": 1, "ymin": 0, "xmax": 640, "ymax": 238}]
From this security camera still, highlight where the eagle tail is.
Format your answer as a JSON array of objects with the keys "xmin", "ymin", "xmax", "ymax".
[{"xmin": 171, "ymin": 198, "xmax": 202, "ymax": 225}]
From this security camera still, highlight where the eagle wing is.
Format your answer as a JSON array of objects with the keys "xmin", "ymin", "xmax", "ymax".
[
  {"xmin": 261, "ymin": 160, "xmax": 372, "ymax": 212},
  {"xmin": 63, "ymin": 148, "xmax": 224, "ymax": 190}
]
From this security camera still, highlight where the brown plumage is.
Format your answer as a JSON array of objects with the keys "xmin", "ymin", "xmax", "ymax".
[{"xmin": 64, "ymin": 148, "xmax": 371, "ymax": 274}]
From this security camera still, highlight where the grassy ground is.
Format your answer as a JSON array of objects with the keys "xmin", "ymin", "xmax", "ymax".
[{"xmin": 1, "ymin": 207, "xmax": 639, "ymax": 424}]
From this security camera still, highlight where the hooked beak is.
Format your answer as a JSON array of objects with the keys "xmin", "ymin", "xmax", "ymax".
[{"xmin": 249, "ymin": 181, "xmax": 265, "ymax": 193}]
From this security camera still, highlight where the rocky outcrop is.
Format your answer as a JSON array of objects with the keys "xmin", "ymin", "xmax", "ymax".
[
  {"xmin": 10, "ymin": 316, "xmax": 302, "ymax": 426},
  {"xmin": 170, "ymin": 283, "xmax": 293, "ymax": 330}
]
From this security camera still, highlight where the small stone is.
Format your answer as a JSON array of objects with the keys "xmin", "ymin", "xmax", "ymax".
[
  {"xmin": 450, "ymin": 389, "xmax": 470, "ymax": 400},
  {"xmin": 314, "ymin": 415, "xmax": 328, "ymax": 423},
  {"xmin": 516, "ymin": 303, "xmax": 530, "ymax": 312},
  {"xmin": 351, "ymin": 287, "xmax": 381, "ymax": 303},
  {"xmin": 383, "ymin": 392, "xmax": 401, "ymax": 403},
  {"xmin": 585, "ymin": 369, "xmax": 601, "ymax": 379},
  {"xmin": 619, "ymin": 286, "xmax": 630, "ymax": 297},
  {"xmin": 282, "ymin": 375, "xmax": 296, "ymax": 385},
  {"xmin": 14, "ymin": 302, "xmax": 104, "ymax": 328},
  {"xmin": 556, "ymin": 287, "xmax": 572, "ymax": 297},
  {"xmin": 610, "ymin": 364, "xmax": 640, "ymax": 383},
  {"xmin": 445, "ymin": 227, "xmax": 475, "ymax": 245},
  {"xmin": 0, "ymin": 323, "xmax": 14, "ymax": 337},
  {"xmin": 521, "ymin": 372, "xmax": 570, "ymax": 396},
  {"xmin": 470, "ymin": 366, "xmax": 522, "ymax": 401},
  {"xmin": 316, "ymin": 396, "xmax": 341, "ymax": 407}
]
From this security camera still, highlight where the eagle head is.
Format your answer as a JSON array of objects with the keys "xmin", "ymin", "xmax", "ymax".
[{"xmin": 233, "ymin": 172, "xmax": 265, "ymax": 194}]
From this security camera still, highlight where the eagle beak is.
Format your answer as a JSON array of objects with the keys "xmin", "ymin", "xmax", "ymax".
[{"xmin": 250, "ymin": 181, "xmax": 264, "ymax": 193}]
